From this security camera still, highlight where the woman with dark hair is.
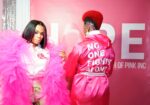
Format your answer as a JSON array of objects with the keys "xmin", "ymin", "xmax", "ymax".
[
  {"xmin": 22, "ymin": 20, "xmax": 47, "ymax": 48},
  {"xmin": 0, "ymin": 20, "xmax": 70, "ymax": 105}
]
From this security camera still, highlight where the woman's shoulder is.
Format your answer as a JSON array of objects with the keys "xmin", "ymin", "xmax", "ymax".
[
  {"xmin": 0, "ymin": 30, "xmax": 27, "ymax": 46},
  {"xmin": 0, "ymin": 30, "xmax": 29, "ymax": 54},
  {"xmin": 47, "ymin": 42, "xmax": 63, "ymax": 52}
]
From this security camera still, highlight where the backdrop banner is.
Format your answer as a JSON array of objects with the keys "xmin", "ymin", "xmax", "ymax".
[{"xmin": 31, "ymin": 0, "xmax": 150, "ymax": 105}]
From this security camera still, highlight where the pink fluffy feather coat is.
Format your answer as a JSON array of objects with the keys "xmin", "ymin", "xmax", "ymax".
[{"xmin": 0, "ymin": 31, "xmax": 70, "ymax": 105}]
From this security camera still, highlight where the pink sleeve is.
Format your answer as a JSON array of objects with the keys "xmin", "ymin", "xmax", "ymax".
[
  {"xmin": 105, "ymin": 47, "xmax": 115, "ymax": 77},
  {"xmin": 64, "ymin": 45, "xmax": 80, "ymax": 89}
]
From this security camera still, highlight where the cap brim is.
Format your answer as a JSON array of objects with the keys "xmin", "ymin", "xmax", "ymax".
[{"xmin": 82, "ymin": 10, "xmax": 103, "ymax": 29}]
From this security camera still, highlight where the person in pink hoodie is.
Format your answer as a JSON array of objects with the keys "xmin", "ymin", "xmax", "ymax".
[
  {"xmin": 64, "ymin": 10, "xmax": 115, "ymax": 105},
  {"xmin": 0, "ymin": 20, "xmax": 70, "ymax": 105}
]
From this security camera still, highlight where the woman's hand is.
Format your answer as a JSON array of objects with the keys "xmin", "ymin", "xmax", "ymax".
[{"xmin": 59, "ymin": 50, "xmax": 67, "ymax": 62}]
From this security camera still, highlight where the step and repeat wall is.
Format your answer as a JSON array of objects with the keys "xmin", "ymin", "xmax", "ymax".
[{"xmin": 30, "ymin": 0, "xmax": 150, "ymax": 105}]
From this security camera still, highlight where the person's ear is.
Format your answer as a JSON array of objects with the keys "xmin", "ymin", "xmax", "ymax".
[
  {"xmin": 88, "ymin": 27, "xmax": 90, "ymax": 32},
  {"xmin": 84, "ymin": 25, "xmax": 88, "ymax": 33}
]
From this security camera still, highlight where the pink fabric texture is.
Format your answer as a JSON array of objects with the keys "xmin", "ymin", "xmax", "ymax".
[
  {"xmin": 64, "ymin": 32, "xmax": 115, "ymax": 105},
  {"xmin": 0, "ymin": 30, "xmax": 70, "ymax": 105}
]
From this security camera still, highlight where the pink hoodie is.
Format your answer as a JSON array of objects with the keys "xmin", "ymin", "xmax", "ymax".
[{"xmin": 64, "ymin": 30, "xmax": 115, "ymax": 105}]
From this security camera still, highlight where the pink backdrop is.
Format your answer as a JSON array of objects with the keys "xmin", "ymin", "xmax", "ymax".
[{"xmin": 31, "ymin": 0, "xmax": 150, "ymax": 105}]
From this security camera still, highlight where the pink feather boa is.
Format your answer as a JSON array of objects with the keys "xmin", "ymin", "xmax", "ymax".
[{"xmin": 0, "ymin": 30, "xmax": 70, "ymax": 105}]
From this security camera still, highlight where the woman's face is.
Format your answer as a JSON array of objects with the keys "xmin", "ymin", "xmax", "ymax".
[{"xmin": 32, "ymin": 24, "xmax": 44, "ymax": 46}]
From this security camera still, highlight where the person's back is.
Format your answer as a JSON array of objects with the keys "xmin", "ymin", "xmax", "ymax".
[
  {"xmin": 64, "ymin": 10, "xmax": 115, "ymax": 105},
  {"xmin": 76, "ymin": 31, "xmax": 114, "ymax": 76}
]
